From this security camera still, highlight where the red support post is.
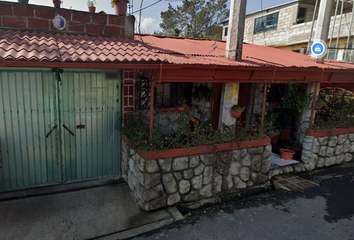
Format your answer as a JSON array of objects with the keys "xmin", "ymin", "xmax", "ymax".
[
  {"xmin": 309, "ymin": 82, "xmax": 320, "ymax": 129},
  {"xmin": 260, "ymin": 83, "xmax": 267, "ymax": 126},
  {"xmin": 149, "ymin": 81, "xmax": 155, "ymax": 138}
]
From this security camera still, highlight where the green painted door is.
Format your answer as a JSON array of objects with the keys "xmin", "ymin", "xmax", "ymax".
[
  {"xmin": 0, "ymin": 69, "xmax": 121, "ymax": 192},
  {"xmin": 60, "ymin": 70, "xmax": 121, "ymax": 183},
  {"xmin": 0, "ymin": 69, "xmax": 60, "ymax": 191}
]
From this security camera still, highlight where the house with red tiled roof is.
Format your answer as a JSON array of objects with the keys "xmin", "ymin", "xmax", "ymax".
[{"xmin": 1, "ymin": 1, "xmax": 354, "ymax": 211}]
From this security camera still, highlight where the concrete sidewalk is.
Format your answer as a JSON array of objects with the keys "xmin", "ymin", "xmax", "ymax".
[{"xmin": 0, "ymin": 183, "xmax": 177, "ymax": 240}]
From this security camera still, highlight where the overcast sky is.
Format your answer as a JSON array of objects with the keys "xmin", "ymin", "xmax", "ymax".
[{"xmin": 7, "ymin": 0, "xmax": 291, "ymax": 33}]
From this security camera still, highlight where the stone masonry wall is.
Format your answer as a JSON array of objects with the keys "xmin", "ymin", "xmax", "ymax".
[
  {"xmin": 301, "ymin": 133, "xmax": 354, "ymax": 171},
  {"xmin": 122, "ymin": 141, "xmax": 272, "ymax": 211}
]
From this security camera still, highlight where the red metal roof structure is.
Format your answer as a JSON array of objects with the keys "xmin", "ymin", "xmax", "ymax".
[{"xmin": 1, "ymin": 29, "xmax": 354, "ymax": 83}]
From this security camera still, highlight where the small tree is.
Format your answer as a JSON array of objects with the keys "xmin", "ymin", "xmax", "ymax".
[{"xmin": 160, "ymin": 0, "xmax": 228, "ymax": 38}]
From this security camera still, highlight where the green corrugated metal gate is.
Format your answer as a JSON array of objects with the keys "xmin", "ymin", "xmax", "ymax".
[{"xmin": 0, "ymin": 68, "xmax": 121, "ymax": 192}]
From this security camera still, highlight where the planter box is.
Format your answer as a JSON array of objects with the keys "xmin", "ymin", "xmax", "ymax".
[
  {"xmin": 138, "ymin": 138, "xmax": 271, "ymax": 160},
  {"xmin": 306, "ymin": 128, "xmax": 354, "ymax": 138}
]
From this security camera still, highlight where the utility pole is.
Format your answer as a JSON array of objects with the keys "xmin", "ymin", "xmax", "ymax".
[
  {"xmin": 312, "ymin": 0, "xmax": 334, "ymax": 63},
  {"xmin": 220, "ymin": 0, "xmax": 247, "ymax": 128},
  {"xmin": 225, "ymin": 0, "xmax": 247, "ymax": 60}
]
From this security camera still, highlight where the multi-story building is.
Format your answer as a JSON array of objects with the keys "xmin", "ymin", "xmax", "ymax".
[{"xmin": 221, "ymin": 0, "xmax": 354, "ymax": 62}]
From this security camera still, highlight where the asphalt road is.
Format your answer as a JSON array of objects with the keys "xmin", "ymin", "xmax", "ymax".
[{"xmin": 131, "ymin": 166, "xmax": 354, "ymax": 240}]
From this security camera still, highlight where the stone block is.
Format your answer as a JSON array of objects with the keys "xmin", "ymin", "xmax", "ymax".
[
  {"xmin": 343, "ymin": 140, "xmax": 351, "ymax": 153},
  {"xmin": 173, "ymin": 172, "xmax": 183, "ymax": 180},
  {"xmin": 194, "ymin": 163, "xmax": 205, "ymax": 176},
  {"xmin": 222, "ymin": 175, "xmax": 233, "ymax": 190},
  {"xmin": 145, "ymin": 159, "xmax": 160, "ymax": 173},
  {"xmin": 248, "ymin": 146, "xmax": 264, "ymax": 155},
  {"xmin": 318, "ymin": 136, "xmax": 328, "ymax": 146},
  {"xmin": 240, "ymin": 149, "xmax": 248, "ymax": 158},
  {"xmin": 162, "ymin": 173, "xmax": 177, "ymax": 194},
  {"xmin": 349, "ymin": 133, "xmax": 354, "ymax": 141},
  {"xmin": 220, "ymin": 152, "xmax": 232, "ymax": 164},
  {"xmin": 233, "ymin": 176, "xmax": 247, "ymax": 189},
  {"xmin": 179, "ymin": 179, "xmax": 191, "ymax": 194},
  {"xmin": 325, "ymin": 156, "xmax": 336, "ymax": 166},
  {"xmin": 350, "ymin": 143, "xmax": 354, "ymax": 153},
  {"xmin": 303, "ymin": 136, "xmax": 314, "ymax": 143},
  {"xmin": 328, "ymin": 136, "xmax": 338, "ymax": 147},
  {"xmin": 138, "ymin": 172, "xmax": 161, "ymax": 189},
  {"xmin": 312, "ymin": 141, "xmax": 320, "ymax": 154},
  {"xmin": 127, "ymin": 171, "xmax": 135, "ymax": 191},
  {"xmin": 261, "ymin": 158, "xmax": 271, "ymax": 173},
  {"xmin": 327, "ymin": 147, "xmax": 335, "ymax": 157},
  {"xmin": 167, "ymin": 192, "xmax": 181, "ymax": 206},
  {"xmin": 247, "ymin": 180, "xmax": 254, "ymax": 187},
  {"xmin": 144, "ymin": 196, "xmax": 167, "ymax": 211},
  {"xmin": 316, "ymin": 158, "xmax": 325, "ymax": 168},
  {"xmin": 232, "ymin": 150, "xmax": 241, "ymax": 160},
  {"xmin": 200, "ymin": 153, "xmax": 216, "ymax": 165},
  {"xmin": 183, "ymin": 190, "xmax": 199, "ymax": 202},
  {"xmin": 318, "ymin": 146, "xmax": 327, "ymax": 157},
  {"xmin": 213, "ymin": 173, "xmax": 222, "ymax": 193},
  {"xmin": 158, "ymin": 158, "xmax": 172, "ymax": 173},
  {"xmin": 338, "ymin": 134, "xmax": 348, "ymax": 144},
  {"xmin": 191, "ymin": 175, "xmax": 203, "ymax": 190},
  {"xmin": 229, "ymin": 161, "xmax": 241, "ymax": 175},
  {"xmin": 302, "ymin": 142, "xmax": 313, "ymax": 151},
  {"xmin": 241, "ymin": 154, "xmax": 252, "ymax": 166},
  {"xmin": 199, "ymin": 184, "xmax": 213, "ymax": 197},
  {"xmin": 183, "ymin": 169, "xmax": 194, "ymax": 179},
  {"xmin": 251, "ymin": 155, "xmax": 262, "ymax": 172},
  {"xmin": 251, "ymin": 172, "xmax": 268, "ymax": 184},
  {"xmin": 203, "ymin": 166, "xmax": 213, "ymax": 185},
  {"xmin": 172, "ymin": 156, "xmax": 189, "ymax": 171},
  {"xmin": 189, "ymin": 155, "xmax": 200, "ymax": 168},
  {"xmin": 335, "ymin": 145, "xmax": 343, "ymax": 155},
  {"xmin": 336, "ymin": 154, "xmax": 345, "ymax": 164},
  {"xmin": 344, "ymin": 153, "xmax": 353, "ymax": 162},
  {"xmin": 239, "ymin": 167, "xmax": 251, "ymax": 182}
]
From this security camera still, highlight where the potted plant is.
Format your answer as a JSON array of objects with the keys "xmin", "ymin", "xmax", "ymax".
[
  {"xmin": 53, "ymin": 0, "xmax": 61, "ymax": 8},
  {"xmin": 88, "ymin": 0, "xmax": 96, "ymax": 13},
  {"xmin": 315, "ymin": 97, "xmax": 326, "ymax": 110},
  {"xmin": 230, "ymin": 105, "xmax": 245, "ymax": 118},
  {"xmin": 18, "ymin": 0, "xmax": 29, "ymax": 3},
  {"xmin": 111, "ymin": 0, "xmax": 129, "ymax": 15},
  {"xmin": 280, "ymin": 148, "xmax": 295, "ymax": 160},
  {"xmin": 176, "ymin": 100, "xmax": 186, "ymax": 112}
]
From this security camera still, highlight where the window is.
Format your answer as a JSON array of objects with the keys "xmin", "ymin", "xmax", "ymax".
[
  {"xmin": 296, "ymin": 7, "xmax": 306, "ymax": 24},
  {"xmin": 254, "ymin": 12, "xmax": 279, "ymax": 34},
  {"xmin": 155, "ymin": 83, "xmax": 193, "ymax": 108},
  {"xmin": 343, "ymin": 42, "xmax": 354, "ymax": 62},
  {"xmin": 292, "ymin": 49, "xmax": 301, "ymax": 53},
  {"xmin": 327, "ymin": 45, "xmax": 338, "ymax": 60},
  {"xmin": 224, "ymin": 27, "xmax": 228, "ymax": 37},
  {"xmin": 135, "ymin": 81, "xmax": 193, "ymax": 109}
]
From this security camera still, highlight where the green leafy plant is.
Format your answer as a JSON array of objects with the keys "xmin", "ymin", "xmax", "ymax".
[
  {"xmin": 313, "ymin": 87, "xmax": 354, "ymax": 130},
  {"xmin": 282, "ymin": 83, "xmax": 311, "ymax": 113},
  {"xmin": 230, "ymin": 105, "xmax": 245, "ymax": 112},
  {"xmin": 192, "ymin": 84, "xmax": 213, "ymax": 103},
  {"xmin": 121, "ymin": 109, "xmax": 274, "ymax": 152}
]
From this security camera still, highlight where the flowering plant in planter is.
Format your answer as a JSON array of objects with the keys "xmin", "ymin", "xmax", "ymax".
[{"xmin": 121, "ymin": 110, "xmax": 273, "ymax": 153}]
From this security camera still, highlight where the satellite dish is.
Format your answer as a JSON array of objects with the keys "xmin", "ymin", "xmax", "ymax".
[{"xmin": 53, "ymin": 15, "xmax": 67, "ymax": 31}]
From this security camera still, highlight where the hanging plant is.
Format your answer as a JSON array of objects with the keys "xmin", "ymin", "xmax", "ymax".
[{"xmin": 192, "ymin": 84, "xmax": 212, "ymax": 103}]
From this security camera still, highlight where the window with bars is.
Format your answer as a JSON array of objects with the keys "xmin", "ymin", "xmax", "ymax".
[
  {"xmin": 155, "ymin": 83, "xmax": 193, "ymax": 108},
  {"xmin": 135, "ymin": 81, "xmax": 193, "ymax": 109},
  {"xmin": 254, "ymin": 12, "xmax": 279, "ymax": 34}
]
